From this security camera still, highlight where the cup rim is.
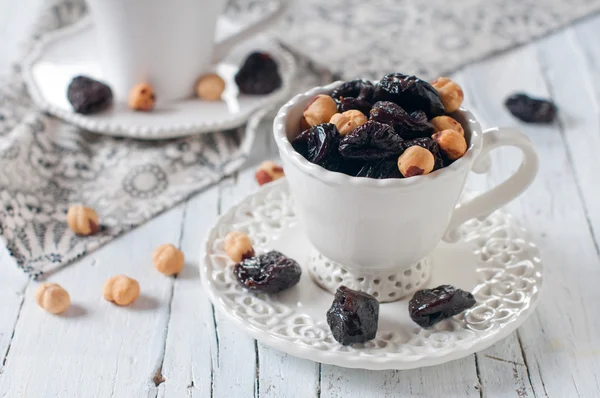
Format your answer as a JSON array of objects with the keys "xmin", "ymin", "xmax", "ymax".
[{"xmin": 273, "ymin": 81, "xmax": 483, "ymax": 188}]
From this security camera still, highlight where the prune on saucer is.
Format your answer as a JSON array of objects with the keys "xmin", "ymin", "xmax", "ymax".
[
  {"xmin": 409, "ymin": 285, "xmax": 476, "ymax": 328},
  {"xmin": 67, "ymin": 75, "xmax": 113, "ymax": 114},
  {"xmin": 326, "ymin": 285, "xmax": 379, "ymax": 345},
  {"xmin": 356, "ymin": 159, "xmax": 402, "ymax": 179},
  {"xmin": 338, "ymin": 97, "xmax": 373, "ymax": 116},
  {"xmin": 375, "ymin": 73, "xmax": 445, "ymax": 118},
  {"xmin": 401, "ymin": 137, "xmax": 445, "ymax": 169},
  {"xmin": 339, "ymin": 121, "xmax": 404, "ymax": 161},
  {"xmin": 234, "ymin": 251, "xmax": 301, "ymax": 294},
  {"xmin": 369, "ymin": 101, "xmax": 434, "ymax": 138},
  {"xmin": 235, "ymin": 52, "xmax": 282, "ymax": 95},
  {"xmin": 504, "ymin": 93, "xmax": 557, "ymax": 123},
  {"xmin": 331, "ymin": 79, "xmax": 375, "ymax": 102}
]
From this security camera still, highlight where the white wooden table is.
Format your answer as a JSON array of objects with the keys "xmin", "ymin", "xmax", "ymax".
[{"xmin": 3, "ymin": 4, "xmax": 600, "ymax": 397}]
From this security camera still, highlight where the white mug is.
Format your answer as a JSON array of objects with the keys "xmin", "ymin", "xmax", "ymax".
[
  {"xmin": 274, "ymin": 81, "xmax": 539, "ymax": 275},
  {"xmin": 86, "ymin": 0, "xmax": 288, "ymax": 101}
]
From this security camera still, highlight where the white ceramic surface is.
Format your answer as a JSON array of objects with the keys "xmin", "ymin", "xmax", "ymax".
[
  {"xmin": 200, "ymin": 180, "xmax": 543, "ymax": 370},
  {"xmin": 86, "ymin": 0, "xmax": 288, "ymax": 101},
  {"xmin": 21, "ymin": 18, "xmax": 296, "ymax": 139},
  {"xmin": 273, "ymin": 82, "xmax": 539, "ymax": 276}
]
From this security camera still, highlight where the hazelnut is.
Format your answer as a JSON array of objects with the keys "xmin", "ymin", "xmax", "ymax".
[
  {"xmin": 397, "ymin": 146, "xmax": 435, "ymax": 178},
  {"xmin": 103, "ymin": 275, "xmax": 140, "ymax": 306},
  {"xmin": 303, "ymin": 95, "xmax": 338, "ymax": 127},
  {"xmin": 430, "ymin": 115, "xmax": 464, "ymax": 136},
  {"xmin": 196, "ymin": 73, "xmax": 225, "ymax": 101},
  {"xmin": 35, "ymin": 283, "xmax": 71, "ymax": 314},
  {"xmin": 128, "ymin": 82, "xmax": 156, "ymax": 111},
  {"xmin": 255, "ymin": 161, "xmax": 285, "ymax": 186},
  {"xmin": 431, "ymin": 77, "xmax": 464, "ymax": 113},
  {"xmin": 432, "ymin": 129, "xmax": 467, "ymax": 160},
  {"xmin": 299, "ymin": 116, "xmax": 311, "ymax": 131},
  {"xmin": 66, "ymin": 205, "xmax": 99, "ymax": 236},
  {"xmin": 329, "ymin": 110, "xmax": 368, "ymax": 135},
  {"xmin": 224, "ymin": 231, "xmax": 255, "ymax": 263},
  {"xmin": 153, "ymin": 244, "xmax": 185, "ymax": 276}
]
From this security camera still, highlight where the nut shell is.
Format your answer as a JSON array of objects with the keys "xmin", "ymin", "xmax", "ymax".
[
  {"xmin": 196, "ymin": 73, "xmax": 225, "ymax": 101},
  {"xmin": 224, "ymin": 231, "xmax": 255, "ymax": 263},
  {"xmin": 66, "ymin": 205, "xmax": 99, "ymax": 236},
  {"xmin": 430, "ymin": 77, "xmax": 464, "ymax": 113},
  {"xmin": 329, "ymin": 110, "xmax": 368, "ymax": 136},
  {"xmin": 128, "ymin": 82, "xmax": 156, "ymax": 111},
  {"xmin": 432, "ymin": 129, "xmax": 467, "ymax": 160},
  {"xmin": 430, "ymin": 115, "xmax": 464, "ymax": 136},
  {"xmin": 153, "ymin": 244, "xmax": 185, "ymax": 276},
  {"xmin": 103, "ymin": 275, "xmax": 140, "ymax": 306},
  {"xmin": 255, "ymin": 161, "xmax": 285, "ymax": 186},
  {"xmin": 303, "ymin": 95, "xmax": 338, "ymax": 127},
  {"xmin": 35, "ymin": 283, "xmax": 71, "ymax": 314},
  {"xmin": 397, "ymin": 146, "xmax": 435, "ymax": 177}
]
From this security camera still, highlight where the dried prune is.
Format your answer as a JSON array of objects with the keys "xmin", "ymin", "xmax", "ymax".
[
  {"xmin": 356, "ymin": 159, "xmax": 402, "ymax": 179},
  {"xmin": 331, "ymin": 79, "xmax": 375, "ymax": 102},
  {"xmin": 293, "ymin": 124, "xmax": 342, "ymax": 171},
  {"xmin": 409, "ymin": 285, "xmax": 476, "ymax": 328},
  {"xmin": 235, "ymin": 52, "xmax": 282, "ymax": 95},
  {"xmin": 370, "ymin": 101, "xmax": 434, "ymax": 139},
  {"xmin": 67, "ymin": 75, "xmax": 113, "ymax": 114},
  {"xmin": 375, "ymin": 73, "xmax": 444, "ymax": 118},
  {"xmin": 326, "ymin": 286, "xmax": 379, "ymax": 345},
  {"xmin": 401, "ymin": 137, "xmax": 444, "ymax": 169},
  {"xmin": 339, "ymin": 121, "xmax": 404, "ymax": 161},
  {"xmin": 234, "ymin": 251, "xmax": 301, "ymax": 294},
  {"xmin": 338, "ymin": 97, "xmax": 372, "ymax": 116},
  {"xmin": 504, "ymin": 93, "xmax": 557, "ymax": 123}
]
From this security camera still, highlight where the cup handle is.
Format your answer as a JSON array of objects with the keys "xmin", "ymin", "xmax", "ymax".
[
  {"xmin": 213, "ymin": 0, "xmax": 290, "ymax": 62},
  {"xmin": 443, "ymin": 127, "xmax": 539, "ymax": 241}
]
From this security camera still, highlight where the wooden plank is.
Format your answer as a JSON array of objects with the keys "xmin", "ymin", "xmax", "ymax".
[
  {"xmin": 157, "ymin": 187, "xmax": 219, "ymax": 398},
  {"xmin": 0, "ymin": 204, "xmax": 186, "ymax": 397},
  {"xmin": 458, "ymin": 42, "xmax": 600, "ymax": 397}
]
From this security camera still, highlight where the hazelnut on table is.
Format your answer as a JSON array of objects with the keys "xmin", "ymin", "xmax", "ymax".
[
  {"xmin": 430, "ymin": 77, "xmax": 464, "ymax": 113},
  {"xmin": 196, "ymin": 73, "xmax": 225, "ymax": 101},
  {"xmin": 103, "ymin": 275, "xmax": 140, "ymax": 306},
  {"xmin": 128, "ymin": 82, "xmax": 156, "ymax": 111},
  {"xmin": 432, "ymin": 129, "xmax": 467, "ymax": 160},
  {"xmin": 67, "ymin": 205, "xmax": 99, "ymax": 236},
  {"xmin": 303, "ymin": 95, "xmax": 338, "ymax": 127},
  {"xmin": 430, "ymin": 115, "xmax": 464, "ymax": 136},
  {"xmin": 35, "ymin": 283, "xmax": 71, "ymax": 314},
  {"xmin": 153, "ymin": 244, "xmax": 185, "ymax": 276},
  {"xmin": 329, "ymin": 110, "xmax": 368, "ymax": 136},
  {"xmin": 397, "ymin": 146, "xmax": 435, "ymax": 178},
  {"xmin": 224, "ymin": 231, "xmax": 255, "ymax": 263},
  {"xmin": 255, "ymin": 161, "xmax": 285, "ymax": 186}
]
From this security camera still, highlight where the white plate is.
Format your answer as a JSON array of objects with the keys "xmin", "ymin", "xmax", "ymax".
[
  {"xmin": 21, "ymin": 17, "xmax": 296, "ymax": 140},
  {"xmin": 201, "ymin": 180, "xmax": 543, "ymax": 370}
]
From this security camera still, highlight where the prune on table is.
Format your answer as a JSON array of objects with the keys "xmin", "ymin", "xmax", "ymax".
[
  {"xmin": 338, "ymin": 97, "xmax": 373, "ymax": 116},
  {"xmin": 339, "ymin": 121, "xmax": 404, "ymax": 161},
  {"xmin": 326, "ymin": 285, "xmax": 379, "ymax": 345},
  {"xmin": 375, "ymin": 73, "xmax": 445, "ymax": 118},
  {"xmin": 369, "ymin": 101, "xmax": 434, "ymax": 139},
  {"xmin": 331, "ymin": 79, "xmax": 375, "ymax": 102},
  {"xmin": 235, "ymin": 52, "xmax": 282, "ymax": 95},
  {"xmin": 504, "ymin": 93, "xmax": 557, "ymax": 123},
  {"xmin": 409, "ymin": 285, "xmax": 476, "ymax": 328},
  {"xmin": 401, "ymin": 137, "xmax": 445, "ymax": 169},
  {"xmin": 355, "ymin": 159, "xmax": 403, "ymax": 179},
  {"xmin": 67, "ymin": 75, "xmax": 113, "ymax": 114},
  {"xmin": 234, "ymin": 251, "xmax": 302, "ymax": 294},
  {"xmin": 293, "ymin": 124, "xmax": 342, "ymax": 171}
]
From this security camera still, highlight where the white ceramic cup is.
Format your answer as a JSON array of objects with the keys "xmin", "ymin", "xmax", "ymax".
[
  {"xmin": 86, "ymin": 0, "xmax": 288, "ymax": 101},
  {"xmin": 274, "ymin": 81, "xmax": 539, "ymax": 274}
]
